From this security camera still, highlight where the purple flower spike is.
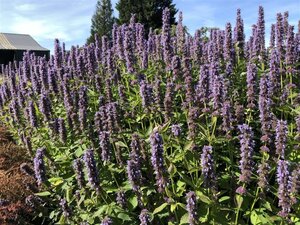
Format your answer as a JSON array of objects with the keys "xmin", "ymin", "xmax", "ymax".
[
  {"xmin": 127, "ymin": 159, "xmax": 142, "ymax": 192},
  {"xmin": 34, "ymin": 147, "xmax": 46, "ymax": 186},
  {"xmin": 83, "ymin": 149, "xmax": 100, "ymax": 191},
  {"xmin": 39, "ymin": 93, "xmax": 52, "ymax": 122},
  {"xmin": 234, "ymin": 9, "xmax": 245, "ymax": 58},
  {"xmin": 60, "ymin": 198, "xmax": 71, "ymax": 218},
  {"xmin": 73, "ymin": 159, "xmax": 85, "ymax": 189},
  {"xmin": 224, "ymin": 22, "xmax": 233, "ymax": 62},
  {"xmin": 238, "ymin": 124, "xmax": 254, "ymax": 184},
  {"xmin": 277, "ymin": 160, "xmax": 291, "ymax": 217},
  {"xmin": 257, "ymin": 161, "xmax": 270, "ymax": 190},
  {"xmin": 289, "ymin": 167, "xmax": 300, "ymax": 206},
  {"xmin": 162, "ymin": 8, "xmax": 171, "ymax": 70},
  {"xmin": 275, "ymin": 120, "xmax": 288, "ymax": 159},
  {"xmin": 101, "ymin": 217, "xmax": 113, "ymax": 225},
  {"xmin": 116, "ymin": 190, "xmax": 126, "ymax": 208},
  {"xmin": 171, "ymin": 124, "xmax": 181, "ymax": 137},
  {"xmin": 58, "ymin": 118, "xmax": 67, "ymax": 144},
  {"xmin": 186, "ymin": 191, "xmax": 198, "ymax": 225},
  {"xmin": 28, "ymin": 101, "xmax": 38, "ymax": 128},
  {"xmin": 221, "ymin": 101, "xmax": 233, "ymax": 137},
  {"xmin": 201, "ymin": 146, "xmax": 217, "ymax": 189},
  {"xmin": 150, "ymin": 131, "xmax": 167, "ymax": 193},
  {"xmin": 139, "ymin": 209, "xmax": 151, "ymax": 225},
  {"xmin": 99, "ymin": 131, "xmax": 112, "ymax": 162}
]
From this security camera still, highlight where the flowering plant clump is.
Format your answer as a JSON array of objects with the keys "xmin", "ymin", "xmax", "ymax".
[{"xmin": 0, "ymin": 6, "xmax": 299, "ymax": 225}]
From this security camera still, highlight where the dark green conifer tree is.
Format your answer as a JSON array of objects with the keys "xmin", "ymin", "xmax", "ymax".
[
  {"xmin": 87, "ymin": 0, "xmax": 115, "ymax": 44},
  {"xmin": 116, "ymin": 0, "xmax": 177, "ymax": 33}
]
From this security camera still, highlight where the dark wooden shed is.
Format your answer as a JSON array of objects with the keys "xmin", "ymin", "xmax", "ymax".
[{"xmin": 0, "ymin": 33, "xmax": 50, "ymax": 65}]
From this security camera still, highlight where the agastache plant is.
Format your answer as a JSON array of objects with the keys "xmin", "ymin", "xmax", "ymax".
[
  {"xmin": 238, "ymin": 124, "xmax": 254, "ymax": 185},
  {"xmin": 275, "ymin": 120, "xmax": 288, "ymax": 159},
  {"xmin": 139, "ymin": 209, "xmax": 151, "ymax": 225},
  {"xmin": 277, "ymin": 160, "xmax": 291, "ymax": 217},
  {"xmin": 33, "ymin": 147, "xmax": 46, "ymax": 186},
  {"xmin": 0, "ymin": 6, "xmax": 299, "ymax": 225},
  {"xmin": 150, "ymin": 131, "xmax": 168, "ymax": 193},
  {"xmin": 186, "ymin": 191, "xmax": 198, "ymax": 225},
  {"xmin": 201, "ymin": 146, "xmax": 217, "ymax": 190},
  {"xmin": 83, "ymin": 149, "xmax": 100, "ymax": 191}
]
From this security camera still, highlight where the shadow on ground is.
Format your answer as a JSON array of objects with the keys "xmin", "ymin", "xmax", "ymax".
[{"xmin": 0, "ymin": 127, "xmax": 46, "ymax": 225}]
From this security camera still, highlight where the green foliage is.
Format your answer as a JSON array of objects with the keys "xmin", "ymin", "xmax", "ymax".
[{"xmin": 116, "ymin": 0, "xmax": 177, "ymax": 32}]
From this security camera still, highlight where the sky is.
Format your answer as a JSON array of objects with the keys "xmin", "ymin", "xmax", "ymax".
[{"xmin": 0, "ymin": 0, "xmax": 299, "ymax": 53}]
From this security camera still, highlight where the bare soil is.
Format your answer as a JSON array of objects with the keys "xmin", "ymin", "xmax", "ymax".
[{"xmin": 0, "ymin": 127, "xmax": 40, "ymax": 225}]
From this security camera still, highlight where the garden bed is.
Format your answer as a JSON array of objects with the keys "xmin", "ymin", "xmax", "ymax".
[{"xmin": 0, "ymin": 127, "xmax": 40, "ymax": 225}]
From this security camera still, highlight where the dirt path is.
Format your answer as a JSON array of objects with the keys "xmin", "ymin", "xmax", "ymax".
[{"xmin": 0, "ymin": 127, "xmax": 38, "ymax": 225}]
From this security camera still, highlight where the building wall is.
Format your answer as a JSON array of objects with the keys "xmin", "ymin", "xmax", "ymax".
[{"xmin": 0, "ymin": 50, "xmax": 50, "ymax": 66}]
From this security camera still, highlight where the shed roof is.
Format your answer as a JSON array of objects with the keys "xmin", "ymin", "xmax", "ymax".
[{"xmin": 0, "ymin": 33, "xmax": 48, "ymax": 51}]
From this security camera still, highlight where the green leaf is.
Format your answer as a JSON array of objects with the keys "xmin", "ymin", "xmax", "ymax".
[
  {"xmin": 117, "ymin": 212, "xmax": 131, "ymax": 221},
  {"xmin": 263, "ymin": 202, "xmax": 272, "ymax": 211},
  {"xmin": 236, "ymin": 195, "xmax": 243, "ymax": 208},
  {"xmin": 219, "ymin": 196, "xmax": 230, "ymax": 203},
  {"xmin": 184, "ymin": 141, "xmax": 194, "ymax": 151},
  {"xmin": 93, "ymin": 205, "xmax": 108, "ymax": 218},
  {"xmin": 55, "ymin": 215, "xmax": 65, "ymax": 224},
  {"xmin": 129, "ymin": 196, "xmax": 138, "ymax": 209},
  {"xmin": 35, "ymin": 191, "xmax": 51, "ymax": 196},
  {"xmin": 153, "ymin": 203, "xmax": 168, "ymax": 215},
  {"xmin": 180, "ymin": 213, "xmax": 189, "ymax": 225},
  {"xmin": 196, "ymin": 191, "xmax": 212, "ymax": 205},
  {"xmin": 170, "ymin": 203, "xmax": 177, "ymax": 212},
  {"xmin": 250, "ymin": 210, "xmax": 259, "ymax": 225},
  {"xmin": 48, "ymin": 177, "xmax": 64, "ymax": 186},
  {"xmin": 115, "ymin": 141, "xmax": 128, "ymax": 148}
]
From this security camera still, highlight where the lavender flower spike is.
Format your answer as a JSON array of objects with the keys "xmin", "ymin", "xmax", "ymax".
[
  {"xmin": 257, "ymin": 161, "xmax": 270, "ymax": 191},
  {"xmin": 99, "ymin": 131, "xmax": 112, "ymax": 162},
  {"xmin": 116, "ymin": 190, "xmax": 126, "ymax": 208},
  {"xmin": 139, "ymin": 209, "xmax": 151, "ymax": 225},
  {"xmin": 238, "ymin": 124, "xmax": 254, "ymax": 184},
  {"xmin": 34, "ymin": 147, "xmax": 46, "ymax": 186},
  {"xmin": 275, "ymin": 120, "xmax": 288, "ymax": 159},
  {"xmin": 186, "ymin": 191, "xmax": 198, "ymax": 225},
  {"xmin": 289, "ymin": 167, "xmax": 300, "ymax": 206},
  {"xmin": 28, "ymin": 101, "xmax": 38, "ymax": 128},
  {"xmin": 83, "ymin": 149, "xmax": 100, "ymax": 191},
  {"xmin": 150, "ymin": 131, "xmax": 168, "ymax": 193},
  {"xmin": 171, "ymin": 124, "xmax": 181, "ymax": 137},
  {"xmin": 101, "ymin": 216, "xmax": 113, "ymax": 225},
  {"xmin": 60, "ymin": 198, "xmax": 71, "ymax": 218},
  {"xmin": 73, "ymin": 159, "xmax": 85, "ymax": 189},
  {"xmin": 127, "ymin": 159, "xmax": 142, "ymax": 192},
  {"xmin": 277, "ymin": 160, "xmax": 291, "ymax": 217},
  {"xmin": 201, "ymin": 146, "xmax": 217, "ymax": 189}
]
